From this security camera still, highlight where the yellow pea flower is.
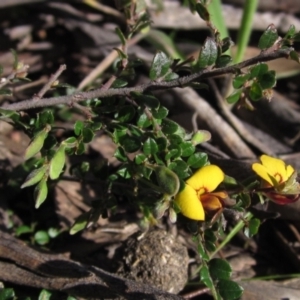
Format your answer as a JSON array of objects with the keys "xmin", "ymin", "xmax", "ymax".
[
  {"xmin": 252, "ymin": 155, "xmax": 294, "ymax": 188},
  {"xmin": 252, "ymin": 155, "xmax": 300, "ymax": 204},
  {"xmin": 175, "ymin": 165, "xmax": 227, "ymax": 220}
]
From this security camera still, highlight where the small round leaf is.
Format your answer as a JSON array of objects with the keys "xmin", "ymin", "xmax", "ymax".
[
  {"xmin": 143, "ymin": 137, "xmax": 158, "ymax": 155},
  {"xmin": 82, "ymin": 128, "xmax": 95, "ymax": 143},
  {"xmin": 209, "ymin": 258, "xmax": 232, "ymax": 281},
  {"xmin": 34, "ymin": 230, "xmax": 50, "ymax": 245},
  {"xmin": 217, "ymin": 279, "xmax": 244, "ymax": 300}
]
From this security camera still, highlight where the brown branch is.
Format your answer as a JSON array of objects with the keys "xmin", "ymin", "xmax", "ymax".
[
  {"xmin": 0, "ymin": 230, "xmax": 183, "ymax": 300},
  {"xmin": 2, "ymin": 48, "xmax": 292, "ymax": 112}
]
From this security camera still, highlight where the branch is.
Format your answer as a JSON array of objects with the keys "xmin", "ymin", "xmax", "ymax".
[
  {"xmin": 2, "ymin": 48, "xmax": 292, "ymax": 112},
  {"xmin": 0, "ymin": 231, "xmax": 183, "ymax": 300}
]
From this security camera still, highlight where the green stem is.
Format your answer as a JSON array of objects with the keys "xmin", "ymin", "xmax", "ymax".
[
  {"xmin": 210, "ymin": 211, "xmax": 253, "ymax": 258},
  {"xmin": 207, "ymin": 0, "xmax": 229, "ymax": 40},
  {"xmin": 233, "ymin": 0, "xmax": 259, "ymax": 63}
]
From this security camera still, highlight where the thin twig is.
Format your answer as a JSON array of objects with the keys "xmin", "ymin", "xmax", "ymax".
[
  {"xmin": 77, "ymin": 33, "xmax": 144, "ymax": 90},
  {"xmin": 2, "ymin": 48, "xmax": 292, "ymax": 112},
  {"xmin": 33, "ymin": 64, "xmax": 66, "ymax": 100}
]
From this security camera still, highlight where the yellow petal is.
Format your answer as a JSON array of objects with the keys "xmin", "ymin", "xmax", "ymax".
[
  {"xmin": 175, "ymin": 184, "xmax": 205, "ymax": 220},
  {"xmin": 201, "ymin": 194, "xmax": 222, "ymax": 211},
  {"xmin": 186, "ymin": 165, "xmax": 224, "ymax": 192},
  {"xmin": 252, "ymin": 162, "xmax": 274, "ymax": 186}
]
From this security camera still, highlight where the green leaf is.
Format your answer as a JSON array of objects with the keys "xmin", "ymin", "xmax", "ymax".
[
  {"xmin": 168, "ymin": 134, "xmax": 184, "ymax": 145},
  {"xmin": 187, "ymin": 152, "xmax": 208, "ymax": 168},
  {"xmin": 11, "ymin": 49, "xmax": 19, "ymax": 69},
  {"xmin": 34, "ymin": 177, "xmax": 48, "ymax": 208},
  {"xmin": 38, "ymin": 110, "xmax": 54, "ymax": 127},
  {"xmin": 0, "ymin": 108, "xmax": 20, "ymax": 121},
  {"xmin": 34, "ymin": 231, "xmax": 50, "ymax": 246},
  {"xmin": 191, "ymin": 130, "xmax": 211, "ymax": 145},
  {"xmin": 90, "ymin": 122, "xmax": 102, "ymax": 131},
  {"xmin": 149, "ymin": 51, "xmax": 172, "ymax": 80},
  {"xmin": 156, "ymin": 137, "xmax": 168, "ymax": 151},
  {"xmin": 258, "ymin": 70, "xmax": 276, "ymax": 89},
  {"xmin": 244, "ymin": 218, "xmax": 260, "ymax": 237},
  {"xmin": 250, "ymin": 63, "xmax": 268, "ymax": 79},
  {"xmin": 179, "ymin": 141, "xmax": 195, "ymax": 157},
  {"xmin": 74, "ymin": 120, "xmax": 84, "ymax": 136},
  {"xmin": 204, "ymin": 228, "xmax": 217, "ymax": 243},
  {"xmin": 285, "ymin": 24, "xmax": 296, "ymax": 39},
  {"xmin": 135, "ymin": 153, "xmax": 147, "ymax": 164},
  {"xmin": 292, "ymin": 31, "xmax": 300, "ymax": 42},
  {"xmin": 82, "ymin": 127, "xmax": 94, "ymax": 143},
  {"xmin": 161, "ymin": 119, "xmax": 179, "ymax": 135},
  {"xmin": 113, "ymin": 47, "xmax": 127, "ymax": 59},
  {"xmin": 164, "ymin": 72, "xmax": 179, "ymax": 81},
  {"xmin": 227, "ymin": 89, "xmax": 243, "ymax": 104},
  {"xmin": 48, "ymin": 227, "xmax": 60, "ymax": 238},
  {"xmin": 215, "ymin": 55, "xmax": 232, "ymax": 68},
  {"xmin": 0, "ymin": 88, "xmax": 12, "ymax": 96},
  {"xmin": 134, "ymin": 94, "xmax": 160, "ymax": 109},
  {"xmin": 197, "ymin": 37, "xmax": 218, "ymax": 69},
  {"xmin": 221, "ymin": 37, "xmax": 233, "ymax": 53},
  {"xmin": 205, "ymin": 240, "xmax": 216, "ymax": 252},
  {"xmin": 75, "ymin": 141, "xmax": 85, "ymax": 155},
  {"xmin": 111, "ymin": 78, "xmax": 128, "ymax": 88},
  {"xmin": 15, "ymin": 225, "xmax": 33, "ymax": 236},
  {"xmin": 165, "ymin": 148, "xmax": 180, "ymax": 161},
  {"xmin": 114, "ymin": 147, "xmax": 128, "ymax": 162},
  {"xmin": 24, "ymin": 126, "xmax": 50, "ymax": 160},
  {"xmin": 137, "ymin": 112, "xmax": 152, "ymax": 128},
  {"xmin": 119, "ymin": 135, "xmax": 141, "ymax": 153},
  {"xmin": 0, "ymin": 288, "xmax": 15, "ymax": 299},
  {"xmin": 289, "ymin": 50, "xmax": 300, "ymax": 63},
  {"xmin": 64, "ymin": 136, "xmax": 77, "ymax": 145},
  {"xmin": 70, "ymin": 211, "xmax": 90, "ymax": 235},
  {"xmin": 113, "ymin": 127, "xmax": 127, "ymax": 143},
  {"xmin": 217, "ymin": 279, "xmax": 244, "ymax": 300},
  {"xmin": 154, "ymin": 165, "xmax": 180, "ymax": 196},
  {"xmin": 152, "ymin": 106, "xmax": 168, "ymax": 119},
  {"xmin": 116, "ymin": 105, "xmax": 135, "ymax": 122},
  {"xmin": 209, "ymin": 258, "xmax": 232, "ymax": 280},
  {"xmin": 143, "ymin": 137, "xmax": 158, "ymax": 155},
  {"xmin": 249, "ymin": 82, "xmax": 263, "ymax": 101},
  {"xmin": 168, "ymin": 160, "xmax": 189, "ymax": 179},
  {"xmin": 117, "ymin": 166, "xmax": 131, "ymax": 179},
  {"xmin": 200, "ymin": 265, "xmax": 213, "ymax": 288},
  {"xmin": 38, "ymin": 289, "xmax": 52, "ymax": 300},
  {"xmin": 232, "ymin": 74, "xmax": 250, "ymax": 89},
  {"xmin": 195, "ymin": 3, "xmax": 210, "ymax": 21},
  {"xmin": 115, "ymin": 27, "xmax": 126, "ymax": 45},
  {"xmin": 49, "ymin": 145, "xmax": 66, "ymax": 180},
  {"xmin": 258, "ymin": 24, "xmax": 278, "ymax": 50},
  {"xmin": 21, "ymin": 165, "xmax": 47, "ymax": 188}
]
